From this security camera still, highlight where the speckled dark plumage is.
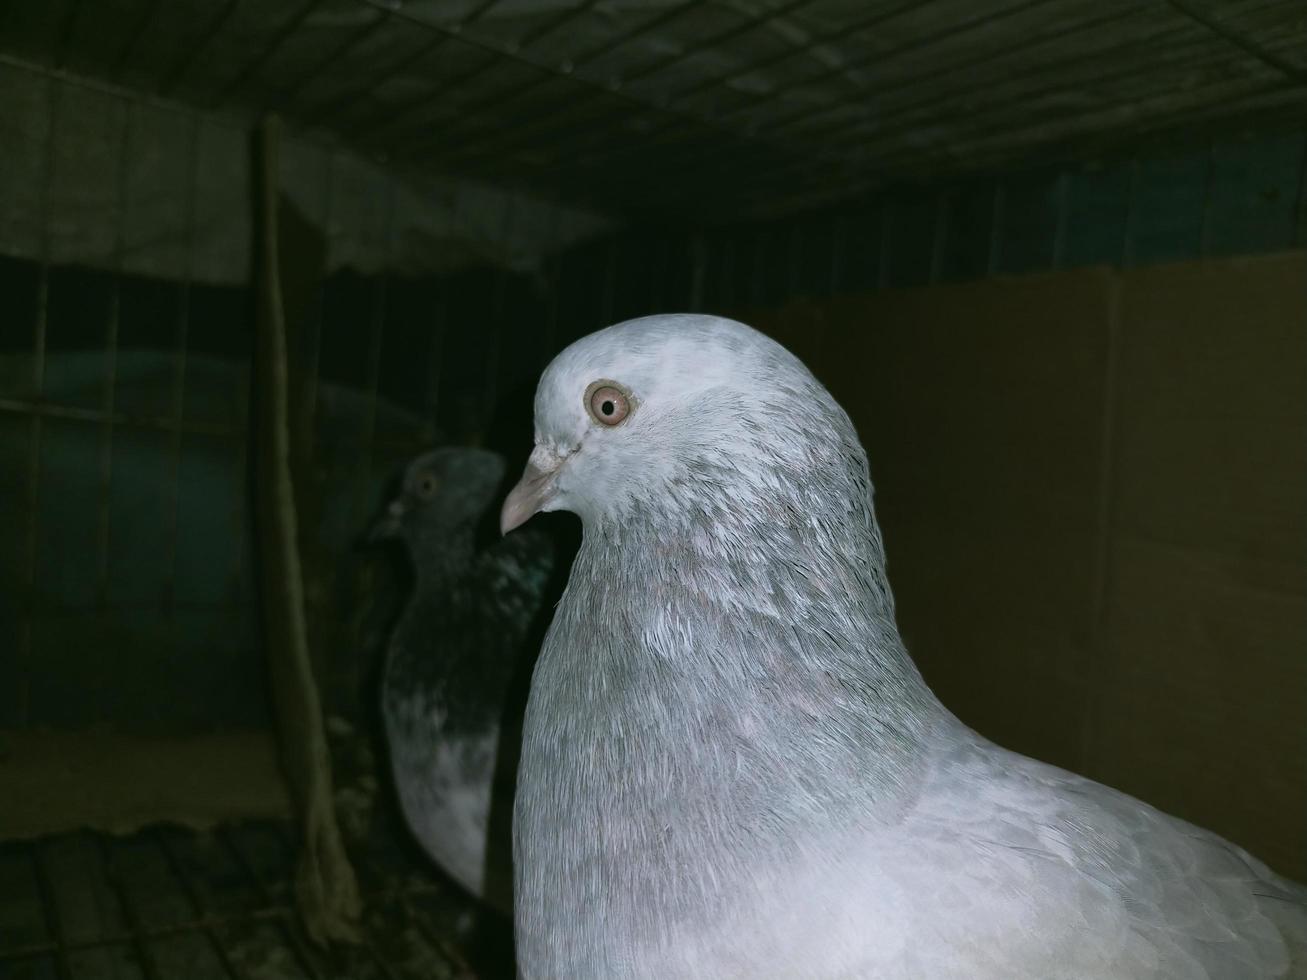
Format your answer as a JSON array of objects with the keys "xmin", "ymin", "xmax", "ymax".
[{"xmin": 376, "ymin": 447, "xmax": 555, "ymax": 912}]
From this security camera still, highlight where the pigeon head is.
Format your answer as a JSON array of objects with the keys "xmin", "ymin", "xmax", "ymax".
[
  {"xmin": 501, "ymin": 314, "xmax": 873, "ymax": 547},
  {"xmin": 373, "ymin": 447, "xmax": 506, "ymax": 558}
]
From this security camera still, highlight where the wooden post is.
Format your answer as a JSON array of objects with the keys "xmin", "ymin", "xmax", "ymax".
[{"xmin": 252, "ymin": 114, "xmax": 360, "ymax": 945}]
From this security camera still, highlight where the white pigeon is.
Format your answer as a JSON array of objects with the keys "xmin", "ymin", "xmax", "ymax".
[{"xmin": 501, "ymin": 314, "xmax": 1306, "ymax": 980}]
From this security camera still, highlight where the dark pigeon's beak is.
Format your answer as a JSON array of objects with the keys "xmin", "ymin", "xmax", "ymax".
[
  {"xmin": 367, "ymin": 500, "xmax": 405, "ymax": 543},
  {"xmin": 501, "ymin": 452, "xmax": 560, "ymax": 535}
]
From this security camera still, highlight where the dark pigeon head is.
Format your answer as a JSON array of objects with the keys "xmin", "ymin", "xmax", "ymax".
[{"xmin": 370, "ymin": 448, "xmax": 507, "ymax": 563}]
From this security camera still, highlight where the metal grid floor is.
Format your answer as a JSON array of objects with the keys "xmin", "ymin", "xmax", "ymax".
[{"xmin": 0, "ymin": 819, "xmax": 506, "ymax": 980}]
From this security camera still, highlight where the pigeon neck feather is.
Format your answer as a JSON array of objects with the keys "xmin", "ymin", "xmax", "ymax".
[{"xmin": 516, "ymin": 440, "xmax": 946, "ymax": 957}]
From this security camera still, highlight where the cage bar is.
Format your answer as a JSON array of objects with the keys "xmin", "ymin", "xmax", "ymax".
[
  {"xmin": 268, "ymin": 8, "xmax": 390, "ymax": 112},
  {"xmin": 161, "ymin": 112, "xmax": 202, "ymax": 615},
  {"xmin": 155, "ymin": 1, "xmax": 240, "ymax": 97},
  {"xmin": 209, "ymin": 0, "xmax": 327, "ymax": 109},
  {"xmin": 18, "ymin": 74, "xmax": 61, "ymax": 728}
]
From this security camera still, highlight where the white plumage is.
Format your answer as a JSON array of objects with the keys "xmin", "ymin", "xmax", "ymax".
[{"xmin": 503, "ymin": 314, "xmax": 1306, "ymax": 979}]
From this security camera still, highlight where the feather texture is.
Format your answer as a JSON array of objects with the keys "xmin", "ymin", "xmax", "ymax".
[
  {"xmin": 510, "ymin": 314, "xmax": 1306, "ymax": 979},
  {"xmin": 378, "ymin": 448, "xmax": 555, "ymax": 911}
]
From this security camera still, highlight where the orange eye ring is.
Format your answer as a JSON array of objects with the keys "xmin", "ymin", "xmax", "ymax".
[{"xmin": 585, "ymin": 381, "xmax": 631, "ymax": 426}]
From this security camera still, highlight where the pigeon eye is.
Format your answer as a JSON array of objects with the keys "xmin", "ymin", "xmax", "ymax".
[
  {"xmin": 416, "ymin": 474, "xmax": 439, "ymax": 499},
  {"xmin": 585, "ymin": 382, "xmax": 630, "ymax": 427}
]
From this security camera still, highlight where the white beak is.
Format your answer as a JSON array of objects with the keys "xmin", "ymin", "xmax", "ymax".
[{"xmin": 500, "ymin": 450, "xmax": 562, "ymax": 534}]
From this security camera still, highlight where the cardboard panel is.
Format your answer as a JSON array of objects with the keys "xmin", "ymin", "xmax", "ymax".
[
  {"xmin": 744, "ymin": 252, "xmax": 1306, "ymax": 881},
  {"xmin": 816, "ymin": 270, "xmax": 1115, "ymax": 776},
  {"xmin": 1092, "ymin": 253, "xmax": 1307, "ymax": 878}
]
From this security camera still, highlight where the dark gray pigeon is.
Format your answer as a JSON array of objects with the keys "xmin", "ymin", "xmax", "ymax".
[
  {"xmin": 502, "ymin": 314, "xmax": 1307, "ymax": 979},
  {"xmin": 373, "ymin": 447, "xmax": 555, "ymax": 913}
]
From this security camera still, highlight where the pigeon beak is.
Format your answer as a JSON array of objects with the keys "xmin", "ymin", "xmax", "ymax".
[
  {"xmin": 501, "ymin": 450, "xmax": 561, "ymax": 535},
  {"xmin": 368, "ymin": 500, "xmax": 405, "ymax": 543}
]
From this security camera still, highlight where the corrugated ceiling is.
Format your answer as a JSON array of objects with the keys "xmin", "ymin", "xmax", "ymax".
[{"xmin": 2, "ymin": 0, "xmax": 1305, "ymax": 221}]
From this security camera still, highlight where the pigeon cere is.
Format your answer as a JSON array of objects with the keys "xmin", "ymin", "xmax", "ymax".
[
  {"xmin": 502, "ymin": 314, "xmax": 1307, "ymax": 980},
  {"xmin": 3, "ymin": 8, "xmax": 1305, "ymax": 976}
]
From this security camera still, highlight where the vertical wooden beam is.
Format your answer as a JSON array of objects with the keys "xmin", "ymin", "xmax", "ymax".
[{"xmin": 250, "ymin": 114, "xmax": 360, "ymax": 946}]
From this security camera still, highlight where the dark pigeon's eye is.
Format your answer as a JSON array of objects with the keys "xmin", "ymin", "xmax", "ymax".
[
  {"xmin": 416, "ymin": 473, "xmax": 439, "ymax": 499},
  {"xmin": 585, "ymin": 382, "xmax": 630, "ymax": 426}
]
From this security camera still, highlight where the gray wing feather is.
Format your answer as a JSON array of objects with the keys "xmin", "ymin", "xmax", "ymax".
[{"xmin": 913, "ymin": 732, "xmax": 1307, "ymax": 979}]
